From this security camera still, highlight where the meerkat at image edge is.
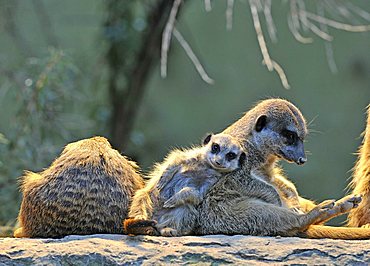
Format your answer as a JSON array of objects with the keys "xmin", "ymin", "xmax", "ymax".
[
  {"xmin": 14, "ymin": 136, "xmax": 144, "ymax": 238},
  {"xmin": 348, "ymin": 105, "xmax": 370, "ymax": 227},
  {"xmin": 197, "ymin": 98, "xmax": 369, "ymax": 239},
  {"xmin": 126, "ymin": 133, "xmax": 247, "ymax": 237}
]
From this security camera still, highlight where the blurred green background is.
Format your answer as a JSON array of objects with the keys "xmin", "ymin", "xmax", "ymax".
[{"xmin": 0, "ymin": 0, "xmax": 369, "ymax": 231}]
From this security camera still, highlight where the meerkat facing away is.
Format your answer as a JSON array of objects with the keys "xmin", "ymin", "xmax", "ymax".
[
  {"xmin": 197, "ymin": 99, "xmax": 368, "ymax": 239},
  {"xmin": 14, "ymin": 136, "xmax": 144, "ymax": 238},
  {"xmin": 347, "ymin": 105, "xmax": 370, "ymax": 227},
  {"xmin": 128, "ymin": 133, "xmax": 255, "ymax": 236}
]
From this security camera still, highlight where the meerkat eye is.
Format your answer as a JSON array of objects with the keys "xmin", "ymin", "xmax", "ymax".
[
  {"xmin": 211, "ymin": 143, "xmax": 220, "ymax": 154},
  {"xmin": 225, "ymin": 152, "xmax": 237, "ymax": 161},
  {"xmin": 282, "ymin": 129, "xmax": 297, "ymax": 145}
]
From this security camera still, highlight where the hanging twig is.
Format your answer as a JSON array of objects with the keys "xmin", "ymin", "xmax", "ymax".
[
  {"xmin": 204, "ymin": 0, "xmax": 212, "ymax": 12},
  {"xmin": 299, "ymin": 16, "xmax": 333, "ymax": 41},
  {"xmin": 249, "ymin": 0, "xmax": 290, "ymax": 89},
  {"xmin": 296, "ymin": 0, "xmax": 309, "ymax": 32},
  {"xmin": 173, "ymin": 28, "xmax": 214, "ymax": 84},
  {"xmin": 161, "ymin": 0, "xmax": 182, "ymax": 79},
  {"xmin": 263, "ymin": 0, "xmax": 277, "ymax": 42},
  {"xmin": 302, "ymin": 11, "xmax": 370, "ymax": 32},
  {"xmin": 317, "ymin": 2, "xmax": 337, "ymax": 74},
  {"xmin": 345, "ymin": 1, "xmax": 370, "ymax": 22},
  {"xmin": 288, "ymin": 0, "xmax": 313, "ymax": 43},
  {"xmin": 226, "ymin": 0, "xmax": 234, "ymax": 31}
]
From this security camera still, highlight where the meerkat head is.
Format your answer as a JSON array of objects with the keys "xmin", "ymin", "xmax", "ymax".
[
  {"xmin": 251, "ymin": 99, "xmax": 307, "ymax": 165},
  {"xmin": 203, "ymin": 133, "xmax": 246, "ymax": 172}
]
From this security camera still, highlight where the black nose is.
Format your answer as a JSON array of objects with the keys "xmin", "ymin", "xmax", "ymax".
[{"xmin": 297, "ymin": 157, "xmax": 307, "ymax": 165}]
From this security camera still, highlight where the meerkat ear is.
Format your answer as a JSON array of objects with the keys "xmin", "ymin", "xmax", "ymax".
[
  {"xmin": 239, "ymin": 152, "xmax": 246, "ymax": 166},
  {"xmin": 255, "ymin": 115, "xmax": 267, "ymax": 132},
  {"xmin": 203, "ymin": 134, "xmax": 213, "ymax": 145}
]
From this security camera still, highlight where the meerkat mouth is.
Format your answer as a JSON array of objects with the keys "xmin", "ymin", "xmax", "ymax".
[
  {"xmin": 209, "ymin": 162, "xmax": 228, "ymax": 172},
  {"xmin": 277, "ymin": 150, "xmax": 295, "ymax": 163}
]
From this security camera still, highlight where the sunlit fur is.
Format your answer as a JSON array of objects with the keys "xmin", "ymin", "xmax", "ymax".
[
  {"xmin": 197, "ymin": 98, "xmax": 370, "ymax": 239},
  {"xmin": 128, "ymin": 133, "xmax": 245, "ymax": 236},
  {"xmin": 223, "ymin": 98, "xmax": 312, "ymax": 211},
  {"xmin": 348, "ymin": 105, "xmax": 370, "ymax": 227},
  {"xmin": 14, "ymin": 136, "xmax": 144, "ymax": 238}
]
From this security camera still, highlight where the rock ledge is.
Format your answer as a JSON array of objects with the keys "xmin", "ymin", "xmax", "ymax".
[{"xmin": 1, "ymin": 234, "xmax": 370, "ymax": 265}]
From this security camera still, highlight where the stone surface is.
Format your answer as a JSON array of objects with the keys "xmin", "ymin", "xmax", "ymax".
[{"xmin": 1, "ymin": 234, "xmax": 370, "ymax": 265}]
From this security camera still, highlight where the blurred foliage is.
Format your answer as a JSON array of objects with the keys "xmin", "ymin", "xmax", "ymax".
[{"xmin": 0, "ymin": 49, "xmax": 102, "ymax": 224}]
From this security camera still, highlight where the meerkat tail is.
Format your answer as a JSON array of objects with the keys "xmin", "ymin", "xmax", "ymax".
[
  {"xmin": 347, "ymin": 105, "xmax": 370, "ymax": 227},
  {"xmin": 350, "ymin": 105, "xmax": 370, "ymax": 189},
  {"xmin": 123, "ymin": 218, "xmax": 157, "ymax": 235},
  {"xmin": 128, "ymin": 190, "xmax": 153, "ymax": 220},
  {"xmin": 301, "ymin": 225, "xmax": 370, "ymax": 240}
]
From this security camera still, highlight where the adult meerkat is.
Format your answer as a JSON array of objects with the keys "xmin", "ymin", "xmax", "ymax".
[
  {"xmin": 127, "ymin": 133, "xmax": 279, "ymax": 236},
  {"xmin": 347, "ymin": 105, "xmax": 370, "ymax": 227},
  {"xmin": 223, "ymin": 99, "xmax": 314, "ymax": 212},
  {"xmin": 197, "ymin": 99, "xmax": 370, "ymax": 239},
  {"xmin": 14, "ymin": 136, "xmax": 144, "ymax": 238}
]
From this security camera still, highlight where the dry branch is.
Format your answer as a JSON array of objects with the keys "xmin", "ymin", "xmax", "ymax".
[
  {"xmin": 161, "ymin": 0, "xmax": 182, "ymax": 79},
  {"xmin": 160, "ymin": 0, "xmax": 370, "ymax": 89},
  {"xmin": 226, "ymin": 0, "xmax": 234, "ymax": 30},
  {"xmin": 250, "ymin": 0, "xmax": 290, "ymax": 89},
  {"xmin": 173, "ymin": 28, "xmax": 214, "ymax": 84}
]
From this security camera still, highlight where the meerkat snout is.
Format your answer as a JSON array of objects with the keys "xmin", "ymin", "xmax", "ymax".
[{"xmin": 297, "ymin": 157, "xmax": 307, "ymax": 165}]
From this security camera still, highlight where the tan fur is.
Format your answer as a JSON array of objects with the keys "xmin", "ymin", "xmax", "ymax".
[
  {"xmin": 347, "ymin": 105, "xmax": 370, "ymax": 227},
  {"xmin": 128, "ymin": 133, "xmax": 251, "ymax": 236},
  {"xmin": 14, "ymin": 136, "xmax": 144, "ymax": 238},
  {"xmin": 197, "ymin": 99, "xmax": 370, "ymax": 239},
  {"xmin": 252, "ymin": 162, "xmax": 301, "ymax": 211}
]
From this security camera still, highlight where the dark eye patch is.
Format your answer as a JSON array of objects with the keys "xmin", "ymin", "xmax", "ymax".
[
  {"xmin": 211, "ymin": 143, "xmax": 220, "ymax": 154},
  {"xmin": 281, "ymin": 129, "xmax": 298, "ymax": 145},
  {"xmin": 226, "ymin": 152, "xmax": 237, "ymax": 161}
]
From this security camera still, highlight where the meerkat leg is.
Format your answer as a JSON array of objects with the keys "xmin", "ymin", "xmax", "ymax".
[
  {"xmin": 298, "ymin": 200, "xmax": 336, "ymax": 228},
  {"xmin": 273, "ymin": 175, "xmax": 301, "ymax": 210},
  {"xmin": 313, "ymin": 194, "xmax": 362, "ymax": 224},
  {"xmin": 156, "ymin": 165, "xmax": 182, "ymax": 190},
  {"xmin": 163, "ymin": 187, "xmax": 201, "ymax": 208},
  {"xmin": 298, "ymin": 197, "xmax": 317, "ymax": 212},
  {"xmin": 198, "ymin": 197, "xmax": 337, "ymax": 236},
  {"xmin": 159, "ymin": 227, "xmax": 179, "ymax": 237}
]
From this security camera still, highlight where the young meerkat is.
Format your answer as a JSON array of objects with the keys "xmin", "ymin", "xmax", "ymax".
[
  {"xmin": 347, "ymin": 105, "xmax": 370, "ymax": 227},
  {"xmin": 127, "ymin": 133, "xmax": 255, "ymax": 236},
  {"xmin": 197, "ymin": 99, "xmax": 369, "ymax": 239},
  {"xmin": 14, "ymin": 136, "xmax": 144, "ymax": 238}
]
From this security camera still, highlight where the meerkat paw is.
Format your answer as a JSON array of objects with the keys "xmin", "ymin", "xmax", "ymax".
[
  {"xmin": 309, "ymin": 196, "xmax": 362, "ymax": 225},
  {"xmin": 334, "ymin": 194, "xmax": 362, "ymax": 213},
  {"xmin": 302, "ymin": 199, "xmax": 336, "ymax": 226},
  {"xmin": 361, "ymin": 224, "xmax": 370, "ymax": 229},
  {"xmin": 290, "ymin": 207, "xmax": 305, "ymax": 214},
  {"xmin": 160, "ymin": 227, "xmax": 179, "ymax": 237},
  {"xmin": 316, "ymin": 199, "xmax": 336, "ymax": 210}
]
